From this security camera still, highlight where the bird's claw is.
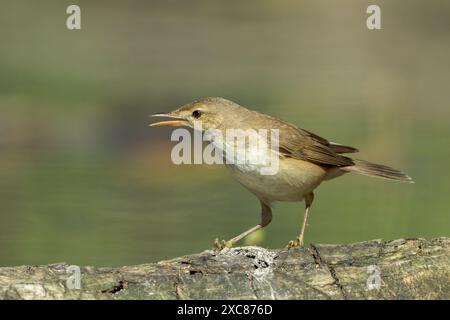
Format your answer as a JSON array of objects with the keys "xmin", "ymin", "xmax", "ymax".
[
  {"xmin": 287, "ymin": 237, "xmax": 304, "ymax": 249},
  {"xmin": 214, "ymin": 238, "xmax": 233, "ymax": 251}
]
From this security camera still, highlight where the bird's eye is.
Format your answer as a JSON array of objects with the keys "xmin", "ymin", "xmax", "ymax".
[{"xmin": 192, "ymin": 110, "xmax": 202, "ymax": 119}]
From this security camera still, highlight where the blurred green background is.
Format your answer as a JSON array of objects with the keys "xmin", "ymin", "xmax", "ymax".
[{"xmin": 0, "ymin": 0, "xmax": 449, "ymax": 267}]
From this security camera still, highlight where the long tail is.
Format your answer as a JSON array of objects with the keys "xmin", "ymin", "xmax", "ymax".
[{"xmin": 343, "ymin": 159, "xmax": 414, "ymax": 183}]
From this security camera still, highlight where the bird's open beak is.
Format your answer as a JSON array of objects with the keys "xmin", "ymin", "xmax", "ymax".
[{"xmin": 149, "ymin": 113, "xmax": 188, "ymax": 127}]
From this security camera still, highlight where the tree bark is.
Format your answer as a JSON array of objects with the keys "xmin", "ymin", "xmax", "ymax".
[{"xmin": 0, "ymin": 238, "xmax": 448, "ymax": 299}]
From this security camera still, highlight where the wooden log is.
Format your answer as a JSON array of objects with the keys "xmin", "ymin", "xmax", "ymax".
[{"xmin": 0, "ymin": 238, "xmax": 448, "ymax": 299}]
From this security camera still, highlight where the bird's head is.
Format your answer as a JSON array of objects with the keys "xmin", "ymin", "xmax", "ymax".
[{"xmin": 150, "ymin": 97, "xmax": 245, "ymax": 131}]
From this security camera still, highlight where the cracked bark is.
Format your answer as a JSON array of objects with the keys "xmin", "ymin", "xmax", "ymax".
[
  {"xmin": 0, "ymin": 238, "xmax": 449, "ymax": 300},
  {"xmin": 310, "ymin": 244, "xmax": 348, "ymax": 299}
]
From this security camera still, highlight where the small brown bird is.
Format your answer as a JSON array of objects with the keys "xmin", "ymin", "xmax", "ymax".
[{"xmin": 151, "ymin": 97, "xmax": 413, "ymax": 250}]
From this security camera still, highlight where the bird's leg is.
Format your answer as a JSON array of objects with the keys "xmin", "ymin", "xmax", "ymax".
[
  {"xmin": 288, "ymin": 192, "xmax": 314, "ymax": 249},
  {"xmin": 214, "ymin": 200, "xmax": 272, "ymax": 251}
]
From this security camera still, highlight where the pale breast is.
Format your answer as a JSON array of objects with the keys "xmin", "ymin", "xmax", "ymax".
[
  {"xmin": 227, "ymin": 157, "xmax": 327, "ymax": 202},
  {"xmin": 206, "ymin": 130, "xmax": 327, "ymax": 202}
]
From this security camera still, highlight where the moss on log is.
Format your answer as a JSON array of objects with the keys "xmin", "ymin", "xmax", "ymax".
[{"xmin": 0, "ymin": 238, "xmax": 449, "ymax": 299}]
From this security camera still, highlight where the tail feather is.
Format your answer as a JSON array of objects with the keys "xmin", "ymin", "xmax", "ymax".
[{"xmin": 343, "ymin": 159, "xmax": 414, "ymax": 183}]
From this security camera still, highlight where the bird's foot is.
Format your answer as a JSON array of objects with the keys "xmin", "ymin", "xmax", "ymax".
[
  {"xmin": 213, "ymin": 238, "xmax": 233, "ymax": 251},
  {"xmin": 287, "ymin": 237, "xmax": 304, "ymax": 249}
]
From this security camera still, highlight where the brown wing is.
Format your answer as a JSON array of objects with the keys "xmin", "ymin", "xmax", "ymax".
[
  {"xmin": 328, "ymin": 143, "xmax": 359, "ymax": 154},
  {"xmin": 299, "ymin": 128, "xmax": 359, "ymax": 154},
  {"xmin": 278, "ymin": 127, "xmax": 354, "ymax": 167},
  {"xmin": 242, "ymin": 110, "xmax": 357, "ymax": 167}
]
